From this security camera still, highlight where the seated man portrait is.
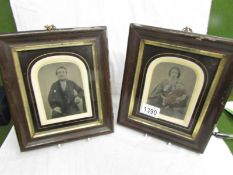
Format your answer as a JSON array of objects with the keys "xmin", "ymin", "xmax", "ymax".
[{"xmin": 48, "ymin": 66, "xmax": 86, "ymax": 118}]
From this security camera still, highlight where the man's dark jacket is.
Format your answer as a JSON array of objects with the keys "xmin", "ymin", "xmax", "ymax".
[{"xmin": 48, "ymin": 80, "xmax": 86, "ymax": 118}]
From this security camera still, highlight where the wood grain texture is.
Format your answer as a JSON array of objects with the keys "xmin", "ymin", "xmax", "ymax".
[
  {"xmin": 118, "ymin": 23, "xmax": 233, "ymax": 153},
  {"xmin": 0, "ymin": 27, "xmax": 113, "ymax": 151}
]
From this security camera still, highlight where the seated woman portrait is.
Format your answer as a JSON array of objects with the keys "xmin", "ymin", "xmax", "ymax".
[{"xmin": 147, "ymin": 67, "xmax": 188, "ymax": 119}]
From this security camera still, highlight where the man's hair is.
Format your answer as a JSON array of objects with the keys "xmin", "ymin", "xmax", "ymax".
[
  {"xmin": 56, "ymin": 66, "xmax": 67, "ymax": 75},
  {"xmin": 168, "ymin": 67, "xmax": 181, "ymax": 78}
]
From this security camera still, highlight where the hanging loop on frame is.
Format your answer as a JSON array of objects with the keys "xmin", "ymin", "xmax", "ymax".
[
  {"xmin": 44, "ymin": 24, "xmax": 56, "ymax": 31},
  {"xmin": 182, "ymin": 27, "xmax": 193, "ymax": 33}
]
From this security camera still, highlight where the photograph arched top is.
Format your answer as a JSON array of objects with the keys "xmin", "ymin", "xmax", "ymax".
[
  {"xmin": 31, "ymin": 54, "xmax": 93, "ymax": 126},
  {"xmin": 140, "ymin": 55, "xmax": 205, "ymax": 127},
  {"xmin": 0, "ymin": 26, "xmax": 113, "ymax": 151},
  {"xmin": 118, "ymin": 24, "xmax": 233, "ymax": 152}
]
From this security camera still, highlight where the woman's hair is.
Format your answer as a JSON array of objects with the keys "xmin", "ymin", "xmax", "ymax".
[{"xmin": 168, "ymin": 66, "xmax": 181, "ymax": 78}]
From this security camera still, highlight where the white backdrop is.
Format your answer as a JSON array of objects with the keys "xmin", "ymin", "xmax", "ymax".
[
  {"xmin": 0, "ymin": 0, "xmax": 232, "ymax": 175},
  {"xmin": 10, "ymin": 0, "xmax": 212, "ymax": 100}
]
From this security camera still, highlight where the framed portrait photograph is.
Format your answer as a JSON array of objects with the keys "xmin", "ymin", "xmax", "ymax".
[
  {"xmin": 118, "ymin": 24, "xmax": 233, "ymax": 153},
  {"xmin": 0, "ymin": 26, "xmax": 113, "ymax": 151}
]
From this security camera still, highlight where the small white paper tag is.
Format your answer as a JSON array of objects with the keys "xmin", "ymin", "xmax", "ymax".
[{"xmin": 140, "ymin": 103, "xmax": 160, "ymax": 118}]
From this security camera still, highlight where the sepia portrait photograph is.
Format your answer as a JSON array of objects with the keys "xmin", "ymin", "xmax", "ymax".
[
  {"xmin": 31, "ymin": 54, "xmax": 93, "ymax": 126},
  {"xmin": 0, "ymin": 28, "xmax": 114, "ymax": 150},
  {"xmin": 140, "ymin": 56, "xmax": 204, "ymax": 127},
  {"xmin": 118, "ymin": 25, "xmax": 233, "ymax": 152},
  {"xmin": 147, "ymin": 63, "xmax": 195, "ymax": 119}
]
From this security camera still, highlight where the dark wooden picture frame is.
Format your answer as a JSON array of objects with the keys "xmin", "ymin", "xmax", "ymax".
[
  {"xmin": 118, "ymin": 23, "xmax": 233, "ymax": 153},
  {"xmin": 0, "ymin": 26, "xmax": 113, "ymax": 151}
]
